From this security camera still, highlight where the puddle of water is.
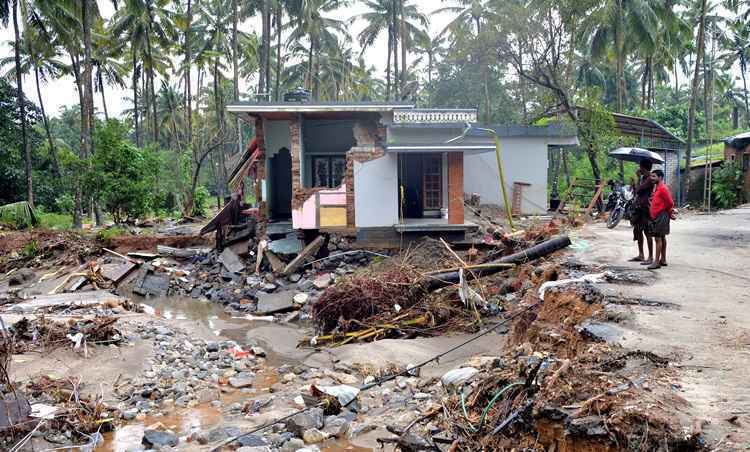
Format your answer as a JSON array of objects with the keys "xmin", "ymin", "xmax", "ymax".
[{"xmin": 322, "ymin": 439, "xmax": 373, "ymax": 452}]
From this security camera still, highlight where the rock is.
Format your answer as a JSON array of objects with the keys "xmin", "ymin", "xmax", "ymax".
[
  {"xmin": 262, "ymin": 283, "xmax": 278, "ymax": 292},
  {"xmin": 302, "ymin": 428, "xmax": 328, "ymax": 444},
  {"xmin": 142, "ymin": 430, "xmax": 178, "ymax": 448},
  {"xmin": 288, "ymin": 273, "xmax": 302, "ymax": 283},
  {"xmin": 229, "ymin": 372, "xmax": 256, "ymax": 388},
  {"xmin": 8, "ymin": 268, "xmax": 33, "ymax": 286},
  {"xmin": 235, "ymin": 434, "xmax": 269, "ymax": 448},
  {"xmin": 256, "ymin": 291, "xmax": 296, "ymax": 315},
  {"xmin": 197, "ymin": 388, "xmax": 220, "ymax": 403},
  {"xmin": 281, "ymin": 438, "xmax": 306, "ymax": 452},
  {"xmin": 283, "ymin": 373, "xmax": 297, "ymax": 383},
  {"xmin": 251, "ymin": 346, "xmax": 267, "ymax": 357},
  {"xmin": 440, "ymin": 367, "xmax": 479, "ymax": 391},
  {"xmin": 313, "ymin": 274, "xmax": 333, "ymax": 290},
  {"xmin": 237, "ymin": 447, "xmax": 272, "ymax": 452},
  {"xmin": 205, "ymin": 341, "xmax": 220, "ymax": 352},
  {"xmin": 293, "ymin": 293, "xmax": 309, "ymax": 305},
  {"xmin": 576, "ymin": 320, "xmax": 623, "ymax": 344},
  {"xmin": 120, "ymin": 408, "xmax": 138, "ymax": 421},
  {"xmin": 207, "ymin": 426, "xmax": 242, "ymax": 443},
  {"xmin": 285, "ymin": 408, "xmax": 324, "ymax": 437},
  {"xmin": 296, "ymin": 279, "xmax": 314, "ymax": 291},
  {"xmin": 323, "ymin": 417, "xmax": 351, "ymax": 438}
]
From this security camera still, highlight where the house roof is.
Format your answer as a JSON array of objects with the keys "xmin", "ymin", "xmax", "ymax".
[
  {"xmin": 609, "ymin": 112, "xmax": 684, "ymax": 152},
  {"xmin": 227, "ymin": 101, "xmax": 415, "ymax": 114}
]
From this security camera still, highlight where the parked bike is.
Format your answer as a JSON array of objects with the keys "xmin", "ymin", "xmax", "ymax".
[{"xmin": 605, "ymin": 181, "xmax": 634, "ymax": 229}]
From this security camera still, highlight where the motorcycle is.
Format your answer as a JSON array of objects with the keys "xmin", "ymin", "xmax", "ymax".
[{"xmin": 605, "ymin": 181, "xmax": 634, "ymax": 229}]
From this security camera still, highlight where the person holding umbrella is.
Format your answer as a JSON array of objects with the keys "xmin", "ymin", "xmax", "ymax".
[{"xmin": 629, "ymin": 159, "xmax": 654, "ymax": 264}]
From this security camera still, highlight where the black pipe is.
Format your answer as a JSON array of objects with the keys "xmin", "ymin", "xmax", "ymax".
[{"xmin": 422, "ymin": 235, "xmax": 572, "ymax": 292}]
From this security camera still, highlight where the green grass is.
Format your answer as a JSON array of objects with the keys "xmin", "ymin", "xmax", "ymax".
[
  {"xmin": 96, "ymin": 226, "xmax": 128, "ymax": 242},
  {"xmin": 38, "ymin": 211, "xmax": 73, "ymax": 230}
]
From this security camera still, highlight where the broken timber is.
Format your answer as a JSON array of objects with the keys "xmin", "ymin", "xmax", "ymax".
[
  {"xmin": 282, "ymin": 235, "xmax": 325, "ymax": 275},
  {"xmin": 6, "ymin": 290, "xmax": 127, "ymax": 314}
]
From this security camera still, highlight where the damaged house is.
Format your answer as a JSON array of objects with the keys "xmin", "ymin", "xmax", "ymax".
[{"xmin": 217, "ymin": 100, "xmax": 578, "ymax": 244}]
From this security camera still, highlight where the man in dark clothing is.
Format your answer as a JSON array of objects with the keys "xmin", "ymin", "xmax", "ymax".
[
  {"xmin": 647, "ymin": 169, "xmax": 675, "ymax": 270},
  {"xmin": 629, "ymin": 160, "xmax": 654, "ymax": 264}
]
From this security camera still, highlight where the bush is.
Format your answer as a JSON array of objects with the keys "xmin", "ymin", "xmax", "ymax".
[
  {"xmin": 55, "ymin": 194, "xmax": 75, "ymax": 214},
  {"xmin": 96, "ymin": 226, "xmax": 128, "ymax": 243},
  {"xmin": 193, "ymin": 186, "xmax": 210, "ymax": 217},
  {"xmin": 711, "ymin": 162, "xmax": 744, "ymax": 209},
  {"xmin": 86, "ymin": 121, "xmax": 155, "ymax": 223}
]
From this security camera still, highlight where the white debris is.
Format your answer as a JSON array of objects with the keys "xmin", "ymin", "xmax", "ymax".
[
  {"xmin": 441, "ymin": 367, "xmax": 479, "ymax": 391},
  {"xmin": 538, "ymin": 272, "xmax": 613, "ymax": 300}
]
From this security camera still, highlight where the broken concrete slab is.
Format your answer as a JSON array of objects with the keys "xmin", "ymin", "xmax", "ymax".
[
  {"xmin": 133, "ymin": 265, "xmax": 170, "ymax": 297},
  {"xmin": 100, "ymin": 261, "xmax": 139, "ymax": 284},
  {"xmin": 576, "ymin": 320, "xmax": 624, "ymax": 344},
  {"xmin": 156, "ymin": 245, "xmax": 211, "ymax": 259},
  {"xmin": 6, "ymin": 290, "xmax": 127, "ymax": 313},
  {"xmin": 268, "ymin": 234, "xmax": 302, "ymax": 256},
  {"xmin": 219, "ymin": 248, "xmax": 245, "ymax": 274},
  {"xmin": 255, "ymin": 290, "xmax": 297, "ymax": 315},
  {"xmin": 228, "ymin": 240, "xmax": 250, "ymax": 257}
]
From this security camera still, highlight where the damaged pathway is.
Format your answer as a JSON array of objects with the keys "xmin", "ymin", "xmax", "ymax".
[{"xmin": 578, "ymin": 205, "xmax": 750, "ymax": 449}]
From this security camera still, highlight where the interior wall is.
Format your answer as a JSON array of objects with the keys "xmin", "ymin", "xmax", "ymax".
[
  {"xmin": 302, "ymin": 120, "xmax": 356, "ymax": 187},
  {"xmin": 354, "ymin": 154, "xmax": 399, "ymax": 227},
  {"xmin": 464, "ymin": 137, "xmax": 549, "ymax": 215},
  {"xmin": 263, "ymin": 120, "xmax": 292, "ymax": 217}
]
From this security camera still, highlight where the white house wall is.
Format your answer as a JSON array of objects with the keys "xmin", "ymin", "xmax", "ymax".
[
  {"xmin": 354, "ymin": 154, "xmax": 399, "ymax": 227},
  {"xmin": 464, "ymin": 137, "xmax": 549, "ymax": 215}
]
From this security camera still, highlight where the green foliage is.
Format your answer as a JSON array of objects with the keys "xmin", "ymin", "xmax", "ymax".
[
  {"xmin": 711, "ymin": 162, "xmax": 744, "ymax": 209},
  {"xmin": 0, "ymin": 201, "xmax": 38, "ymax": 229},
  {"xmin": 193, "ymin": 186, "xmax": 211, "ymax": 217},
  {"xmin": 21, "ymin": 240, "xmax": 40, "ymax": 258},
  {"xmin": 96, "ymin": 226, "xmax": 128, "ymax": 243},
  {"xmin": 38, "ymin": 211, "xmax": 73, "ymax": 230},
  {"xmin": 55, "ymin": 194, "xmax": 75, "ymax": 214},
  {"xmin": 86, "ymin": 120, "xmax": 156, "ymax": 223}
]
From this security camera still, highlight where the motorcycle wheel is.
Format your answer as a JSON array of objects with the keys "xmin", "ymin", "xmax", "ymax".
[{"xmin": 607, "ymin": 207, "xmax": 623, "ymax": 229}]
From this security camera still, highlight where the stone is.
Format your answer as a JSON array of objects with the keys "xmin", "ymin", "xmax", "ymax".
[
  {"xmin": 251, "ymin": 346, "xmax": 267, "ymax": 357},
  {"xmin": 255, "ymin": 291, "xmax": 296, "ymax": 315},
  {"xmin": 281, "ymin": 438, "xmax": 306, "ymax": 452},
  {"xmin": 262, "ymin": 283, "xmax": 278, "ymax": 292},
  {"xmin": 292, "ymin": 293, "xmax": 309, "ymax": 305},
  {"xmin": 229, "ymin": 372, "xmax": 256, "ymax": 388},
  {"xmin": 235, "ymin": 434, "xmax": 269, "ymax": 448},
  {"xmin": 313, "ymin": 274, "xmax": 333, "ymax": 290},
  {"xmin": 8, "ymin": 268, "xmax": 33, "ymax": 286},
  {"xmin": 121, "ymin": 408, "xmax": 138, "ymax": 421},
  {"xmin": 197, "ymin": 388, "xmax": 220, "ymax": 403},
  {"xmin": 288, "ymin": 273, "xmax": 302, "ymax": 283},
  {"xmin": 440, "ymin": 367, "xmax": 479, "ymax": 391},
  {"xmin": 302, "ymin": 428, "xmax": 328, "ymax": 444},
  {"xmin": 142, "ymin": 430, "xmax": 178, "ymax": 448},
  {"xmin": 285, "ymin": 408, "xmax": 324, "ymax": 437},
  {"xmin": 205, "ymin": 341, "xmax": 220, "ymax": 352},
  {"xmin": 322, "ymin": 417, "xmax": 351, "ymax": 439},
  {"xmin": 296, "ymin": 279, "xmax": 314, "ymax": 291}
]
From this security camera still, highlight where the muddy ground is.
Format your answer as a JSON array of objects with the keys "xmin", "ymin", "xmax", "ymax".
[
  {"xmin": 2, "ymin": 208, "xmax": 745, "ymax": 451},
  {"xmin": 577, "ymin": 205, "xmax": 750, "ymax": 450}
]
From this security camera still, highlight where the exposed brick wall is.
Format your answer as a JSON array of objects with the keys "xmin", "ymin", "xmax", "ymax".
[
  {"xmin": 254, "ymin": 118, "xmax": 267, "ymax": 220},
  {"xmin": 290, "ymin": 119, "xmax": 316, "ymax": 210},
  {"xmin": 448, "ymin": 153, "xmax": 464, "ymax": 224}
]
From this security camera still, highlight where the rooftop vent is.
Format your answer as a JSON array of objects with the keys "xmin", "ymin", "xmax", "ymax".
[{"xmin": 284, "ymin": 87, "xmax": 312, "ymax": 103}]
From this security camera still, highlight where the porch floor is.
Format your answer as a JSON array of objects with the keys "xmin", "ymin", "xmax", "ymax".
[{"xmin": 393, "ymin": 218, "xmax": 478, "ymax": 233}]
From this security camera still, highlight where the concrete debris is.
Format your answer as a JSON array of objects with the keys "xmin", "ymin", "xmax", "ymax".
[{"xmin": 219, "ymin": 247, "xmax": 246, "ymax": 274}]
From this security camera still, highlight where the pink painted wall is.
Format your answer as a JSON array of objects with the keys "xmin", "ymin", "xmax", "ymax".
[{"xmin": 292, "ymin": 184, "xmax": 347, "ymax": 229}]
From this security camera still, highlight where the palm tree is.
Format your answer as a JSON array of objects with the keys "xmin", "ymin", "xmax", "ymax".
[
  {"xmin": 683, "ymin": 0, "xmax": 708, "ymax": 200},
  {"xmin": 720, "ymin": 18, "xmax": 750, "ymax": 127},
  {"xmin": 413, "ymin": 32, "xmax": 444, "ymax": 101},
  {"xmin": 2, "ymin": 0, "xmax": 33, "ymax": 206},
  {"xmin": 354, "ymin": 0, "xmax": 397, "ymax": 98},
  {"xmin": 0, "ymin": 35, "xmax": 65, "ymax": 176},
  {"xmin": 287, "ymin": 0, "xmax": 348, "ymax": 99},
  {"xmin": 92, "ymin": 30, "xmax": 127, "ymax": 122},
  {"xmin": 583, "ymin": 0, "xmax": 661, "ymax": 112}
]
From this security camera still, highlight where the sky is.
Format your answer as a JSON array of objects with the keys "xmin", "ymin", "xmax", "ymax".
[{"xmin": 0, "ymin": 0, "xmax": 455, "ymax": 118}]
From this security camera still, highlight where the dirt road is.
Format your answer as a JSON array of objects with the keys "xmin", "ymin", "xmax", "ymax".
[{"xmin": 578, "ymin": 206, "xmax": 750, "ymax": 449}]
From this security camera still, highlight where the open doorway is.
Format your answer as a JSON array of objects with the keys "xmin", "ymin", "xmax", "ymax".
[
  {"xmin": 398, "ymin": 153, "xmax": 443, "ymax": 219},
  {"xmin": 269, "ymin": 147, "xmax": 292, "ymax": 219}
]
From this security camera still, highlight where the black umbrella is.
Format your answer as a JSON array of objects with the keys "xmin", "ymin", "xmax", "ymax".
[{"xmin": 608, "ymin": 147, "xmax": 665, "ymax": 164}]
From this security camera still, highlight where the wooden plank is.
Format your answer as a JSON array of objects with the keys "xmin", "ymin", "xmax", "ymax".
[
  {"xmin": 7, "ymin": 291, "xmax": 127, "ymax": 313},
  {"xmin": 100, "ymin": 261, "xmax": 139, "ymax": 284},
  {"xmin": 264, "ymin": 250, "xmax": 286, "ymax": 274},
  {"xmin": 282, "ymin": 235, "xmax": 325, "ymax": 275},
  {"xmin": 585, "ymin": 179, "xmax": 608, "ymax": 216}
]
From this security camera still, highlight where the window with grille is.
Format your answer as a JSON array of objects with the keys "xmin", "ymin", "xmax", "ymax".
[
  {"xmin": 422, "ymin": 154, "xmax": 442, "ymax": 210},
  {"xmin": 312, "ymin": 156, "xmax": 347, "ymax": 188}
]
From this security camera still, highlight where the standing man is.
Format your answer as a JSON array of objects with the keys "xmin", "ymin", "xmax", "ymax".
[
  {"xmin": 648, "ymin": 169, "xmax": 674, "ymax": 270},
  {"xmin": 629, "ymin": 160, "xmax": 654, "ymax": 264}
]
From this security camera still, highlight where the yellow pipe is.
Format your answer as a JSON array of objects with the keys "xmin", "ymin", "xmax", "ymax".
[{"xmin": 491, "ymin": 134, "xmax": 515, "ymax": 231}]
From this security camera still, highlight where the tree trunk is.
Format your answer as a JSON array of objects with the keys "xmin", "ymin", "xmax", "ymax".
[
  {"xmin": 258, "ymin": 0, "xmax": 269, "ymax": 96},
  {"xmin": 12, "ymin": 0, "xmax": 32, "ymax": 208},
  {"xmin": 399, "ymin": 0, "xmax": 406, "ymax": 94},
  {"xmin": 385, "ymin": 25, "xmax": 392, "ymax": 100},
  {"xmin": 274, "ymin": 3, "xmax": 282, "ymax": 101},
  {"xmin": 83, "ymin": 0, "xmax": 99, "ymax": 226},
  {"xmin": 214, "ymin": 58, "xmax": 227, "ymax": 203},
  {"xmin": 70, "ymin": 54, "xmax": 84, "ymax": 228},
  {"xmin": 306, "ymin": 40, "xmax": 313, "ymax": 91},
  {"xmin": 145, "ymin": 32, "xmax": 158, "ymax": 144},
  {"xmin": 33, "ymin": 62, "xmax": 61, "ymax": 177},
  {"xmin": 683, "ymin": 0, "xmax": 708, "ymax": 202},
  {"xmin": 232, "ymin": 0, "xmax": 241, "ymax": 154},
  {"xmin": 265, "ymin": 7, "xmax": 272, "ymax": 96},
  {"xmin": 132, "ymin": 47, "xmax": 141, "ymax": 147},
  {"xmin": 615, "ymin": 0, "xmax": 624, "ymax": 113},
  {"xmin": 741, "ymin": 59, "xmax": 750, "ymax": 128},
  {"xmin": 185, "ymin": 0, "xmax": 192, "ymax": 146}
]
